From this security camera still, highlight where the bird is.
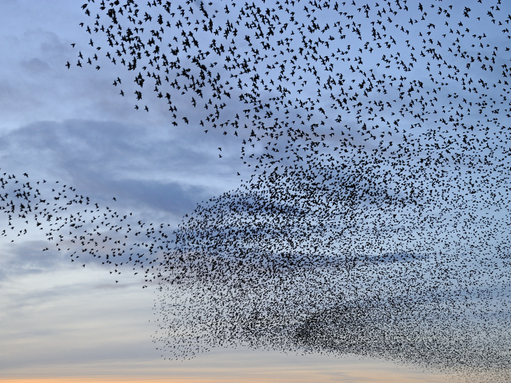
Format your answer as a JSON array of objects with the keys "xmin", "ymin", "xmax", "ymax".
[{"xmin": 7, "ymin": 0, "xmax": 509, "ymax": 378}]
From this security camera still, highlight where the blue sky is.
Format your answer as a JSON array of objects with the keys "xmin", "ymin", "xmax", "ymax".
[{"xmin": 1, "ymin": 0, "xmax": 510, "ymax": 382}]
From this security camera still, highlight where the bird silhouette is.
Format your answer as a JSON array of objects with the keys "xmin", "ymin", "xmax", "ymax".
[{"xmin": 6, "ymin": 0, "xmax": 511, "ymax": 380}]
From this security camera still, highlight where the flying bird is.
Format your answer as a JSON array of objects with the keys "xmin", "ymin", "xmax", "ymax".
[{"xmin": 14, "ymin": 0, "xmax": 508, "ymax": 379}]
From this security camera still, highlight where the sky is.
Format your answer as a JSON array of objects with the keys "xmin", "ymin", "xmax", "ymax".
[{"xmin": 0, "ymin": 0, "xmax": 510, "ymax": 382}]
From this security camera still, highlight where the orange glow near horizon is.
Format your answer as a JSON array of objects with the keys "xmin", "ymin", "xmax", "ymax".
[
  {"xmin": 0, "ymin": 381, "xmax": 171, "ymax": 383},
  {"xmin": 0, "ymin": 380, "xmax": 259, "ymax": 383},
  {"xmin": 0, "ymin": 379, "xmax": 440, "ymax": 383},
  {"xmin": 10, "ymin": 380, "xmax": 264, "ymax": 383},
  {"xmin": 0, "ymin": 380, "xmax": 182, "ymax": 383},
  {"xmin": 0, "ymin": 354, "xmax": 454, "ymax": 383},
  {"xmin": 0, "ymin": 370, "xmax": 452, "ymax": 383}
]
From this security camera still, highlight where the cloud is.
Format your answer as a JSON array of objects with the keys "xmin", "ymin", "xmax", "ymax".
[
  {"xmin": 0, "ymin": 240, "xmax": 66, "ymax": 281},
  {"xmin": 0, "ymin": 119, "xmax": 241, "ymax": 215}
]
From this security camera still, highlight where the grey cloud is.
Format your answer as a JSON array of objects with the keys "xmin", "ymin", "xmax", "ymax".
[
  {"xmin": 0, "ymin": 118, "xmax": 240, "ymax": 220},
  {"xmin": 109, "ymin": 178, "xmax": 206, "ymax": 215},
  {"xmin": 0, "ymin": 240, "xmax": 67, "ymax": 281},
  {"xmin": 21, "ymin": 58, "xmax": 51, "ymax": 74}
]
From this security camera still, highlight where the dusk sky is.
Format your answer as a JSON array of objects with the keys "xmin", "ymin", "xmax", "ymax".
[{"xmin": 1, "ymin": 0, "xmax": 510, "ymax": 382}]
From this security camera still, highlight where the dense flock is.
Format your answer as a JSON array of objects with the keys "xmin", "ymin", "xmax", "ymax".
[{"xmin": 2, "ymin": 0, "xmax": 511, "ymax": 381}]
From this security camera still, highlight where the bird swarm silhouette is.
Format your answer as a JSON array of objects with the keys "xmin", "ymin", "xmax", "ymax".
[{"xmin": 2, "ymin": 0, "xmax": 510, "ymax": 381}]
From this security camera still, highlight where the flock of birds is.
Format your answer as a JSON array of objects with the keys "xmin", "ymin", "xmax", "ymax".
[{"xmin": 2, "ymin": 0, "xmax": 511, "ymax": 381}]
